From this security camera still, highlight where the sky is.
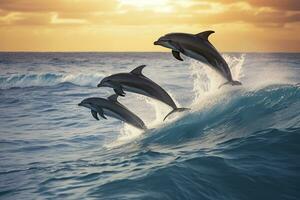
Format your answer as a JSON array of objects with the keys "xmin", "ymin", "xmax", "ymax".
[{"xmin": 0, "ymin": 0, "xmax": 299, "ymax": 52}]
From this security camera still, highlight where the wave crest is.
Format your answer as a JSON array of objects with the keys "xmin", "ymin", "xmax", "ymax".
[{"xmin": 0, "ymin": 72, "xmax": 104, "ymax": 89}]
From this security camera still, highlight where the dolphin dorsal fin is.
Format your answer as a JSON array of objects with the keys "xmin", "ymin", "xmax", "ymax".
[
  {"xmin": 130, "ymin": 65, "xmax": 146, "ymax": 76},
  {"xmin": 195, "ymin": 30, "xmax": 215, "ymax": 41},
  {"xmin": 107, "ymin": 94, "xmax": 119, "ymax": 102}
]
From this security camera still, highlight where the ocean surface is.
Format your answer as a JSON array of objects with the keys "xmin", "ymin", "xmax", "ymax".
[{"xmin": 0, "ymin": 52, "xmax": 299, "ymax": 200}]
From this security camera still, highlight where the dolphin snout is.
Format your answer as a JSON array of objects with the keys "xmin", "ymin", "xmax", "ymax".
[
  {"xmin": 78, "ymin": 103, "xmax": 82, "ymax": 106},
  {"xmin": 154, "ymin": 40, "xmax": 160, "ymax": 45}
]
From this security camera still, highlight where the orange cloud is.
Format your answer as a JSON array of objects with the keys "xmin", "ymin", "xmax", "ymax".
[
  {"xmin": 0, "ymin": 0, "xmax": 118, "ymax": 12},
  {"xmin": 1, "ymin": 2, "xmax": 299, "ymax": 27},
  {"xmin": 0, "ymin": 0, "xmax": 299, "ymax": 52},
  {"xmin": 206, "ymin": 0, "xmax": 300, "ymax": 11}
]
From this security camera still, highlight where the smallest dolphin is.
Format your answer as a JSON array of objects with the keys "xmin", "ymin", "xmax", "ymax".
[{"xmin": 78, "ymin": 94, "xmax": 147, "ymax": 130}]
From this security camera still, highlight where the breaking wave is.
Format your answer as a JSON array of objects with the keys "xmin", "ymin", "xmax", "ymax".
[
  {"xmin": 99, "ymin": 54, "xmax": 300, "ymax": 199},
  {"xmin": 0, "ymin": 72, "xmax": 104, "ymax": 89}
]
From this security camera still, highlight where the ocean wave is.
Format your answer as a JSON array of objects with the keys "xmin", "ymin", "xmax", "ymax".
[
  {"xmin": 95, "ymin": 125, "xmax": 300, "ymax": 200},
  {"xmin": 1, "ymin": 53, "xmax": 300, "ymax": 199},
  {"xmin": 0, "ymin": 72, "xmax": 104, "ymax": 89},
  {"xmin": 138, "ymin": 85, "xmax": 299, "ymax": 146},
  {"xmin": 96, "ymin": 85, "xmax": 300, "ymax": 200}
]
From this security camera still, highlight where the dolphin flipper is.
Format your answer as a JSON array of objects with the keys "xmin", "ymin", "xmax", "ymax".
[
  {"xmin": 98, "ymin": 112, "xmax": 107, "ymax": 119},
  {"xmin": 95, "ymin": 106, "xmax": 107, "ymax": 119},
  {"xmin": 114, "ymin": 89, "xmax": 125, "ymax": 97},
  {"xmin": 172, "ymin": 50, "xmax": 183, "ymax": 61},
  {"xmin": 91, "ymin": 110, "xmax": 99, "ymax": 120},
  {"xmin": 108, "ymin": 94, "xmax": 119, "ymax": 102},
  {"xmin": 111, "ymin": 82, "xmax": 125, "ymax": 96}
]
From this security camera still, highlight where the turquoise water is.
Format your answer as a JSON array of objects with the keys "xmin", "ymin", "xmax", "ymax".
[{"xmin": 0, "ymin": 52, "xmax": 300, "ymax": 199}]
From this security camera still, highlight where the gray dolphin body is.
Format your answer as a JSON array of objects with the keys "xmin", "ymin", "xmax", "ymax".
[
  {"xmin": 154, "ymin": 30, "xmax": 242, "ymax": 87},
  {"xmin": 98, "ymin": 65, "xmax": 189, "ymax": 120},
  {"xmin": 78, "ymin": 95, "xmax": 147, "ymax": 130}
]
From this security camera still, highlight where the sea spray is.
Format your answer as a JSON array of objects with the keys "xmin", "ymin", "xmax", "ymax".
[
  {"xmin": 189, "ymin": 54, "xmax": 245, "ymax": 108},
  {"xmin": 224, "ymin": 54, "xmax": 245, "ymax": 81}
]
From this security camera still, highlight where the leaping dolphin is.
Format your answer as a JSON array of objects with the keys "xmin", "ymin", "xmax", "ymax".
[
  {"xmin": 154, "ymin": 30, "xmax": 242, "ymax": 87},
  {"xmin": 97, "ymin": 65, "xmax": 189, "ymax": 121},
  {"xmin": 78, "ymin": 94, "xmax": 147, "ymax": 130}
]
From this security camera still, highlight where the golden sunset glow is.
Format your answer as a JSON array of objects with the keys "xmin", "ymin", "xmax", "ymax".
[{"xmin": 0, "ymin": 0, "xmax": 299, "ymax": 52}]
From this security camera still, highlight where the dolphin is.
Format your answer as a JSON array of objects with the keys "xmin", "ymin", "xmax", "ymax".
[
  {"xmin": 154, "ymin": 30, "xmax": 242, "ymax": 87},
  {"xmin": 78, "ymin": 94, "xmax": 147, "ymax": 130},
  {"xmin": 97, "ymin": 65, "xmax": 189, "ymax": 121}
]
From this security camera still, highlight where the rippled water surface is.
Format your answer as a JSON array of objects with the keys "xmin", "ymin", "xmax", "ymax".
[{"xmin": 0, "ymin": 52, "xmax": 300, "ymax": 199}]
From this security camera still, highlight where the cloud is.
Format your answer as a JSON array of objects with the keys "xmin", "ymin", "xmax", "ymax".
[
  {"xmin": 69, "ymin": 3, "xmax": 300, "ymax": 27},
  {"xmin": 1, "ymin": 2, "xmax": 299, "ymax": 28},
  {"xmin": 198, "ymin": 0, "xmax": 300, "ymax": 11},
  {"xmin": 0, "ymin": 0, "xmax": 299, "ymax": 27},
  {"xmin": 0, "ymin": 0, "xmax": 118, "ymax": 12},
  {"xmin": 0, "ymin": 0, "xmax": 299, "ymax": 51},
  {"xmin": 185, "ymin": 5, "xmax": 300, "ymax": 27}
]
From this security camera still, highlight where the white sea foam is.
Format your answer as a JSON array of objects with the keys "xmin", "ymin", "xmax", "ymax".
[{"xmin": 189, "ymin": 54, "xmax": 245, "ymax": 108}]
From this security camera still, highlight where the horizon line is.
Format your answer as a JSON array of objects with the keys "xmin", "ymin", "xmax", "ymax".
[{"xmin": 0, "ymin": 51, "xmax": 299, "ymax": 54}]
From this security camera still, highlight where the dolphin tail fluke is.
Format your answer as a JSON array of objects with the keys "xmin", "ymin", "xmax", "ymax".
[
  {"xmin": 218, "ymin": 80, "xmax": 242, "ymax": 89},
  {"xmin": 142, "ymin": 125, "xmax": 148, "ymax": 131},
  {"xmin": 231, "ymin": 80, "xmax": 242, "ymax": 86},
  {"xmin": 163, "ymin": 107, "xmax": 190, "ymax": 121}
]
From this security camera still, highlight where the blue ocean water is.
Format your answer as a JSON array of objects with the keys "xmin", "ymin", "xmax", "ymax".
[{"xmin": 0, "ymin": 52, "xmax": 299, "ymax": 200}]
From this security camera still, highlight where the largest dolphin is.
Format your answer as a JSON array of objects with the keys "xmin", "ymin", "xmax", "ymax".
[
  {"xmin": 78, "ymin": 94, "xmax": 147, "ymax": 130},
  {"xmin": 154, "ymin": 30, "xmax": 242, "ymax": 87},
  {"xmin": 97, "ymin": 65, "xmax": 189, "ymax": 120}
]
